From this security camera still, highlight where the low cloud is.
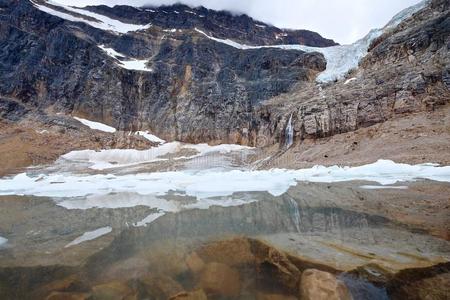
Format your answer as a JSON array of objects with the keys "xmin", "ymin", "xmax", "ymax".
[{"xmin": 54, "ymin": 0, "xmax": 423, "ymax": 44}]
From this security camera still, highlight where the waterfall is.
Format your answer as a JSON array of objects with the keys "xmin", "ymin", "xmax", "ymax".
[{"xmin": 285, "ymin": 114, "xmax": 294, "ymax": 148}]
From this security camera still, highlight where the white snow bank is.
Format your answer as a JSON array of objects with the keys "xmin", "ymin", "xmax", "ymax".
[
  {"xmin": 0, "ymin": 236, "xmax": 7, "ymax": 247},
  {"xmin": 73, "ymin": 116, "xmax": 116, "ymax": 133},
  {"xmin": 60, "ymin": 142, "xmax": 253, "ymax": 170},
  {"xmin": 98, "ymin": 45, "xmax": 152, "ymax": 72},
  {"xmin": 135, "ymin": 131, "xmax": 166, "ymax": 144},
  {"xmin": 1, "ymin": 160, "xmax": 449, "ymax": 201},
  {"xmin": 194, "ymin": 0, "xmax": 428, "ymax": 83},
  {"xmin": 65, "ymin": 226, "xmax": 112, "ymax": 248},
  {"xmin": 32, "ymin": 1, "xmax": 151, "ymax": 34}
]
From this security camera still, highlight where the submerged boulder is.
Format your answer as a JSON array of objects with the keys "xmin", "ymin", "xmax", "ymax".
[
  {"xmin": 299, "ymin": 269, "xmax": 352, "ymax": 300},
  {"xmin": 198, "ymin": 262, "xmax": 241, "ymax": 297}
]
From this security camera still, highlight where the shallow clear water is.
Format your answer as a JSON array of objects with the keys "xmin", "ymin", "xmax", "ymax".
[{"xmin": 0, "ymin": 148, "xmax": 449, "ymax": 299}]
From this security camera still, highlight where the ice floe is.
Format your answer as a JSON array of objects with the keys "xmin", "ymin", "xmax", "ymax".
[
  {"xmin": 1, "ymin": 160, "xmax": 449, "ymax": 201},
  {"xmin": 31, "ymin": 0, "xmax": 151, "ymax": 34},
  {"xmin": 65, "ymin": 226, "xmax": 112, "ymax": 248},
  {"xmin": 74, "ymin": 116, "xmax": 116, "ymax": 133}
]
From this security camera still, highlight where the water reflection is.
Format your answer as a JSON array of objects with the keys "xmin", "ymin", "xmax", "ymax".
[{"xmin": 0, "ymin": 181, "xmax": 449, "ymax": 299}]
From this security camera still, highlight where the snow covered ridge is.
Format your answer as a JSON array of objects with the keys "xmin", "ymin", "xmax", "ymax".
[
  {"xmin": 1, "ymin": 160, "xmax": 449, "ymax": 200},
  {"xmin": 195, "ymin": 0, "xmax": 428, "ymax": 83},
  {"xmin": 98, "ymin": 45, "xmax": 153, "ymax": 72},
  {"xmin": 31, "ymin": 0, "xmax": 151, "ymax": 34}
]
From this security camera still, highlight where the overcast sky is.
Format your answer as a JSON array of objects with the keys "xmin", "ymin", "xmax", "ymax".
[{"xmin": 55, "ymin": 0, "xmax": 422, "ymax": 44}]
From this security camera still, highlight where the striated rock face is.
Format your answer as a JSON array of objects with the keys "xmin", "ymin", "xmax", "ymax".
[
  {"xmin": 0, "ymin": 0, "xmax": 327, "ymax": 144},
  {"xmin": 258, "ymin": 1, "xmax": 450, "ymax": 143},
  {"xmin": 85, "ymin": 3, "xmax": 338, "ymax": 47},
  {"xmin": 254, "ymin": 0, "xmax": 450, "ymax": 146}
]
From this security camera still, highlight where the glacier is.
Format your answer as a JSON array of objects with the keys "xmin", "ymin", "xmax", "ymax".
[{"xmin": 195, "ymin": 0, "xmax": 429, "ymax": 83}]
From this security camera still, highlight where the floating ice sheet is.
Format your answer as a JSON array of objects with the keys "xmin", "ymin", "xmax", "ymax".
[{"xmin": 1, "ymin": 160, "xmax": 449, "ymax": 201}]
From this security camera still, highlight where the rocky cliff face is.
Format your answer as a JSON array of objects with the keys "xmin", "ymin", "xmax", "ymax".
[
  {"xmin": 0, "ymin": 0, "xmax": 331, "ymax": 144},
  {"xmin": 253, "ymin": 0, "xmax": 450, "ymax": 146},
  {"xmin": 84, "ymin": 3, "xmax": 338, "ymax": 47},
  {"xmin": 0, "ymin": 0, "xmax": 449, "ymax": 148}
]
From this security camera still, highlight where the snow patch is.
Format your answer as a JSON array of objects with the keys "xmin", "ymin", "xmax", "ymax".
[
  {"xmin": 61, "ymin": 142, "xmax": 179, "ymax": 170},
  {"xmin": 98, "ymin": 45, "xmax": 152, "ymax": 72},
  {"xmin": 135, "ymin": 131, "xmax": 166, "ymax": 144},
  {"xmin": 60, "ymin": 142, "xmax": 253, "ymax": 170},
  {"xmin": 344, "ymin": 78, "xmax": 357, "ymax": 85},
  {"xmin": 31, "ymin": 0, "xmax": 151, "ymax": 34},
  {"xmin": 0, "ymin": 236, "xmax": 7, "ymax": 247},
  {"xmin": 65, "ymin": 226, "xmax": 112, "ymax": 248},
  {"xmin": 74, "ymin": 117, "xmax": 116, "ymax": 133}
]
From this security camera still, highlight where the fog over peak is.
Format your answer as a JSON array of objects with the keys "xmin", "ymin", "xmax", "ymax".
[{"xmin": 52, "ymin": 0, "xmax": 423, "ymax": 44}]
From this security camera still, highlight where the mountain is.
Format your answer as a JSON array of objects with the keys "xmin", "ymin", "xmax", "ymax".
[
  {"xmin": 0, "ymin": 0, "xmax": 449, "ymax": 173},
  {"xmin": 84, "ymin": 3, "xmax": 338, "ymax": 47},
  {"xmin": 1, "ymin": 0, "xmax": 334, "ymax": 140}
]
